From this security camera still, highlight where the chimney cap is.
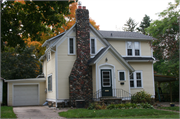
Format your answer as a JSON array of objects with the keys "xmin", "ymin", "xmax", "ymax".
[{"xmin": 78, "ymin": 1, "xmax": 82, "ymax": 6}]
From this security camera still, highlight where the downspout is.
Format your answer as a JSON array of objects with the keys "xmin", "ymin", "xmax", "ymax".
[{"xmin": 55, "ymin": 47, "xmax": 58, "ymax": 108}]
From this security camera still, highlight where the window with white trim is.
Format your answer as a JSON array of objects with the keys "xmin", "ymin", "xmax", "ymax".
[
  {"xmin": 118, "ymin": 71, "xmax": 126, "ymax": 81},
  {"xmin": 47, "ymin": 51, "xmax": 51, "ymax": 61},
  {"xmin": 90, "ymin": 38, "xmax": 96, "ymax": 55},
  {"xmin": 127, "ymin": 42, "xmax": 133, "ymax": 56},
  {"xmin": 129, "ymin": 71, "xmax": 142, "ymax": 88},
  {"xmin": 126, "ymin": 41, "xmax": 140, "ymax": 56},
  {"xmin": 48, "ymin": 75, "xmax": 52, "ymax": 91},
  {"xmin": 68, "ymin": 37, "xmax": 75, "ymax": 55}
]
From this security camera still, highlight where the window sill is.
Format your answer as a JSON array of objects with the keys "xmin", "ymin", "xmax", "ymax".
[
  {"xmin": 68, "ymin": 54, "xmax": 76, "ymax": 56},
  {"xmin": 118, "ymin": 80, "xmax": 126, "ymax": 82},
  {"xmin": 130, "ymin": 87, "xmax": 143, "ymax": 89}
]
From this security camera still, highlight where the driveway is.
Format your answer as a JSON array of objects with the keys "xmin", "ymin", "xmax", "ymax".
[{"xmin": 13, "ymin": 106, "xmax": 68, "ymax": 119}]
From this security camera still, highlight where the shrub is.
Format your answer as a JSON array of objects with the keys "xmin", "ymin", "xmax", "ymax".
[
  {"xmin": 124, "ymin": 102, "xmax": 132, "ymax": 109},
  {"xmin": 107, "ymin": 104, "xmax": 115, "ymax": 110},
  {"xmin": 131, "ymin": 91, "xmax": 153, "ymax": 104},
  {"xmin": 88, "ymin": 102, "xmax": 107, "ymax": 110},
  {"xmin": 140, "ymin": 103, "xmax": 154, "ymax": 109}
]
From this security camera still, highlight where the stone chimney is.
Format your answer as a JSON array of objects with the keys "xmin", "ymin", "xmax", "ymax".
[{"xmin": 69, "ymin": 5, "xmax": 92, "ymax": 107}]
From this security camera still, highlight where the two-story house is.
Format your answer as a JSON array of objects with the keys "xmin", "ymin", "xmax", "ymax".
[{"xmin": 39, "ymin": 5, "xmax": 155, "ymax": 107}]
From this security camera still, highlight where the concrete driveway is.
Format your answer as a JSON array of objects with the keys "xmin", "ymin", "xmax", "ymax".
[{"xmin": 13, "ymin": 106, "xmax": 68, "ymax": 119}]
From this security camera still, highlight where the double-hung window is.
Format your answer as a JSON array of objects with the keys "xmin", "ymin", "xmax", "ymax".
[
  {"xmin": 127, "ymin": 42, "xmax": 133, "ymax": 56},
  {"xmin": 118, "ymin": 71, "xmax": 126, "ymax": 81},
  {"xmin": 127, "ymin": 41, "xmax": 140, "ymax": 56},
  {"xmin": 134, "ymin": 42, "xmax": 140, "ymax": 56},
  {"xmin": 68, "ymin": 38, "xmax": 75, "ymax": 55},
  {"xmin": 129, "ymin": 71, "xmax": 142, "ymax": 88},
  {"xmin": 48, "ymin": 75, "xmax": 52, "ymax": 91},
  {"xmin": 90, "ymin": 38, "xmax": 96, "ymax": 55}
]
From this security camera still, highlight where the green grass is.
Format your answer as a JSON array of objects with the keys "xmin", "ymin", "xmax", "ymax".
[
  {"xmin": 59, "ymin": 108, "xmax": 179, "ymax": 118},
  {"xmin": 1, "ymin": 106, "xmax": 17, "ymax": 118},
  {"xmin": 157, "ymin": 106, "xmax": 180, "ymax": 111}
]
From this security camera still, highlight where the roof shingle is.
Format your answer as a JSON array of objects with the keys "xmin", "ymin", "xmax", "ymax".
[{"xmin": 99, "ymin": 30, "xmax": 153, "ymax": 40}]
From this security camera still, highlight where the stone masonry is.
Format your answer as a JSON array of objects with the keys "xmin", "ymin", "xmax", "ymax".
[{"xmin": 69, "ymin": 6, "xmax": 93, "ymax": 107}]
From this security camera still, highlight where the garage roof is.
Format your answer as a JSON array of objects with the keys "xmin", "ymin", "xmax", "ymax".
[{"xmin": 154, "ymin": 74, "xmax": 177, "ymax": 82}]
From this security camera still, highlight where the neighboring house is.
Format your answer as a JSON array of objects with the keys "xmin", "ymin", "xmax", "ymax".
[
  {"xmin": 5, "ymin": 5, "xmax": 155, "ymax": 107},
  {"xmin": 39, "ymin": 6, "xmax": 155, "ymax": 107}
]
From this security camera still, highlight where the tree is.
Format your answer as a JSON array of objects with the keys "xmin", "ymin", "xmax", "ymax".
[
  {"xmin": 123, "ymin": 17, "xmax": 138, "ymax": 32},
  {"xmin": 1, "ymin": 1, "xmax": 73, "ymax": 51},
  {"xmin": 137, "ymin": 14, "xmax": 151, "ymax": 35},
  {"xmin": 146, "ymin": 0, "xmax": 179, "ymax": 78},
  {"xmin": 1, "ymin": 46, "xmax": 41, "ymax": 79}
]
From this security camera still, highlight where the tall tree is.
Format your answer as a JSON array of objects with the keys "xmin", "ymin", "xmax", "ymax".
[
  {"xmin": 123, "ymin": 17, "xmax": 138, "ymax": 32},
  {"xmin": 146, "ymin": 0, "xmax": 179, "ymax": 77},
  {"xmin": 1, "ymin": 46, "xmax": 41, "ymax": 79},
  {"xmin": 1, "ymin": 1, "xmax": 73, "ymax": 51},
  {"xmin": 137, "ymin": 14, "xmax": 151, "ymax": 35}
]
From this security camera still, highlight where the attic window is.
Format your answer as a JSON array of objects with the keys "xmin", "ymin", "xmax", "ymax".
[
  {"xmin": 68, "ymin": 37, "xmax": 75, "ymax": 55},
  {"xmin": 90, "ymin": 38, "xmax": 96, "ymax": 55}
]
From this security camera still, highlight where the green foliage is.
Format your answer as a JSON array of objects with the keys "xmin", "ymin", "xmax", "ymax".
[
  {"xmin": 59, "ymin": 108, "xmax": 180, "ymax": 118},
  {"xmin": 1, "ymin": 46, "xmax": 41, "ymax": 79},
  {"xmin": 123, "ymin": 17, "xmax": 138, "ymax": 32},
  {"xmin": 131, "ymin": 91, "xmax": 153, "ymax": 104},
  {"xmin": 157, "ymin": 106, "xmax": 179, "ymax": 111},
  {"xmin": 106, "ymin": 104, "xmax": 115, "ymax": 109},
  {"xmin": 1, "ymin": 106, "xmax": 17, "ymax": 118},
  {"xmin": 140, "ymin": 103, "xmax": 154, "ymax": 109},
  {"xmin": 1, "ymin": 1, "xmax": 74, "ymax": 51},
  {"xmin": 137, "ymin": 14, "xmax": 151, "ymax": 34},
  {"xmin": 146, "ymin": 0, "xmax": 179, "ymax": 78},
  {"xmin": 89, "ymin": 102, "xmax": 153, "ymax": 110},
  {"xmin": 87, "ymin": 102, "xmax": 106, "ymax": 110}
]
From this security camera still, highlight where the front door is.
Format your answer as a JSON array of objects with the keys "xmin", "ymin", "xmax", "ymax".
[{"xmin": 101, "ymin": 69, "xmax": 112, "ymax": 96}]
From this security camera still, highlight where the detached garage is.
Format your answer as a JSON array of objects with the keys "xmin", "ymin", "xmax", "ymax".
[{"xmin": 5, "ymin": 78, "xmax": 46, "ymax": 106}]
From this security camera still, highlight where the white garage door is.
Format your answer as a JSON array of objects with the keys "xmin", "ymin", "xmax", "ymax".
[{"xmin": 13, "ymin": 85, "xmax": 38, "ymax": 106}]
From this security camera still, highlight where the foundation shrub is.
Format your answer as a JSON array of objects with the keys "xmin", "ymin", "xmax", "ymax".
[{"xmin": 131, "ymin": 91, "xmax": 153, "ymax": 104}]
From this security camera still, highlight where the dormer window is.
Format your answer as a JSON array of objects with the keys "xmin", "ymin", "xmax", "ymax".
[
  {"xmin": 90, "ymin": 38, "xmax": 96, "ymax": 55},
  {"xmin": 126, "ymin": 41, "xmax": 140, "ymax": 56}
]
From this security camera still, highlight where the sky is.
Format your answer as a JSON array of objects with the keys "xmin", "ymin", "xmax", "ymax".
[{"xmin": 80, "ymin": 0, "xmax": 176, "ymax": 31}]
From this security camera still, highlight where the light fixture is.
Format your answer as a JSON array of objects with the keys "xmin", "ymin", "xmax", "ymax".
[{"xmin": 105, "ymin": 58, "xmax": 108, "ymax": 62}]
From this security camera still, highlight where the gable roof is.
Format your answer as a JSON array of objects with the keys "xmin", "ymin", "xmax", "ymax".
[
  {"xmin": 89, "ymin": 46, "xmax": 135, "ymax": 72},
  {"xmin": 42, "ymin": 31, "xmax": 66, "ymax": 47},
  {"xmin": 99, "ymin": 30, "xmax": 153, "ymax": 40}
]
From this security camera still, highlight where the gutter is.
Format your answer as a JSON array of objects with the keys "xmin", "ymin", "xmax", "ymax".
[{"xmin": 4, "ymin": 78, "xmax": 46, "ymax": 82}]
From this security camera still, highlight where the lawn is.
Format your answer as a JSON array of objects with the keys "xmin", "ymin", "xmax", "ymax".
[
  {"xmin": 59, "ymin": 108, "xmax": 179, "ymax": 118},
  {"xmin": 1, "ymin": 106, "xmax": 17, "ymax": 118},
  {"xmin": 157, "ymin": 106, "xmax": 179, "ymax": 111}
]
